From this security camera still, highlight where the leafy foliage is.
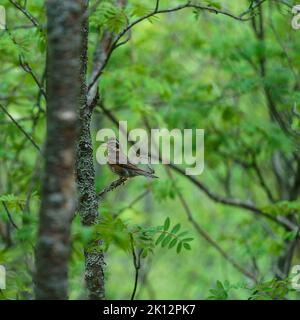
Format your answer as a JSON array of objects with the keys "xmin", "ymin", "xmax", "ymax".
[
  {"xmin": 155, "ymin": 217, "xmax": 194, "ymax": 254},
  {"xmin": 90, "ymin": 1, "xmax": 127, "ymax": 33},
  {"xmin": 208, "ymin": 278, "xmax": 295, "ymax": 300},
  {"xmin": 81, "ymin": 214, "xmax": 195, "ymax": 258}
]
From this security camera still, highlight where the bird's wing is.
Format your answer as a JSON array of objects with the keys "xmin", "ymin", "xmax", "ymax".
[{"xmin": 120, "ymin": 161, "xmax": 147, "ymax": 173}]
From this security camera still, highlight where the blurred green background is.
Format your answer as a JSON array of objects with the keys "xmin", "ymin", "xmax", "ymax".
[{"xmin": 1, "ymin": 0, "xmax": 300, "ymax": 299}]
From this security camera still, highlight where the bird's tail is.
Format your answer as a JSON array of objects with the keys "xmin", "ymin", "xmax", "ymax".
[
  {"xmin": 140, "ymin": 170, "xmax": 158, "ymax": 179},
  {"xmin": 146, "ymin": 172, "xmax": 159, "ymax": 179}
]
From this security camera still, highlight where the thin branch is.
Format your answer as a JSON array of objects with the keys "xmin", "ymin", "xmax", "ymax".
[
  {"xmin": 104, "ymin": 2, "xmax": 131, "ymax": 52},
  {"xmin": 97, "ymin": 102, "xmax": 120, "ymax": 127},
  {"xmin": 135, "ymin": 257, "xmax": 156, "ymax": 299},
  {"xmin": 165, "ymin": 167, "xmax": 257, "ymax": 282},
  {"xmin": 240, "ymin": 0, "xmax": 267, "ymax": 17},
  {"xmin": 285, "ymin": 226, "xmax": 300, "ymax": 275},
  {"xmin": 0, "ymin": 103, "xmax": 42, "ymax": 154},
  {"xmin": 154, "ymin": 0, "xmax": 160, "ymax": 13},
  {"xmin": 169, "ymin": 163, "xmax": 296, "ymax": 231},
  {"xmin": 86, "ymin": 0, "xmax": 128, "ymax": 104},
  {"xmin": 251, "ymin": 156, "xmax": 276, "ymax": 202},
  {"xmin": 2, "ymin": 201, "xmax": 19, "ymax": 230},
  {"xmin": 113, "ymin": 30, "xmax": 131, "ymax": 50},
  {"xmin": 249, "ymin": 5, "xmax": 299, "ymax": 143},
  {"xmin": 98, "ymin": 177, "xmax": 128, "ymax": 199},
  {"xmin": 269, "ymin": 18, "xmax": 299, "ymax": 85},
  {"xmin": 19, "ymin": 55, "xmax": 46, "ymax": 99},
  {"xmin": 245, "ymin": 241, "xmax": 260, "ymax": 277},
  {"xmin": 117, "ymin": 190, "xmax": 150, "ymax": 215},
  {"xmin": 87, "ymin": 32, "xmax": 115, "ymax": 108},
  {"xmin": 9, "ymin": 0, "xmax": 39, "ymax": 28},
  {"xmin": 130, "ymin": 234, "xmax": 142, "ymax": 300},
  {"xmin": 219, "ymin": 147, "xmax": 276, "ymax": 202}
]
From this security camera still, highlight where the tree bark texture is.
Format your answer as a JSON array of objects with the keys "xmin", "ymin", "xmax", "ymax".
[
  {"xmin": 76, "ymin": 0, "xmax": 105, "ymax": 300},
  {"xmin": 35, "ymin": 0, "xmax": 83, "ymax": 299}
]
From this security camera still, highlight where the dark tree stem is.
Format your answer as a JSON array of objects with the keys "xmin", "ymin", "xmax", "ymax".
[
  {"xmin": 130, "ymin": 234, "xmax": 142, "ymax": 300},
  {"xmin": 76, "ymin": 0, "xmax": 105, "ymax": 300}
]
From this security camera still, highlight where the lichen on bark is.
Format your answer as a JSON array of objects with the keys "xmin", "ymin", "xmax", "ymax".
[{"xmin": 75, "ymin": 0, "xmax": 105, "ymax": 300}]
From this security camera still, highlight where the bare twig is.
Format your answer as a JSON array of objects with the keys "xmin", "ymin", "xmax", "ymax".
[
  {"xmin": 130, "ymin": 234, "xmax": 142, "ymax": 300},
  {"xmin": 269, "ymin": 18, "xmax": 299, "ymax": 85},
  {"xmin": 251, "ymin": 156, "xmax": 275, "ymax": 202},
  {"xmin": 98, "ymin": 177, "xmax": 128, "ymax": 199},
  {"xmin": 169, "ymin": 163, "xmax": 296, "ymax": 231},
  {"xmin": 0, "ymin": 103, "xmax": 42, "ymax": 154},
  {"xmin": 19, "ymin": 55, "xmax": 46, "ymax": 99},
  {"xmin": 154, "ymin": 0, "xmax": 160, "ymax": 13},
  {"xmin": 2, "ymin": 201, "xmax": 19, "ymax": 230},
  {"xmin": 113, "ymin": 30, "xmax": 131, "ymax": 50},
  {"xmin": 249, "ymin": 5, "xmax": 299, "ymax": 143},
  {"xmin": 86, "ymin": 0, "xmax": 128, "ymax": 106},
  {"xmin": 117, "ymin": 190, "xmax": 150, "ymax": 215},
  {"xmin": 240, "ymin": 0, "xmax": 267, "ymax": 17},
  {"xmin": 9, "ymin": 0, "xmax": 39, "ymax": 28}
]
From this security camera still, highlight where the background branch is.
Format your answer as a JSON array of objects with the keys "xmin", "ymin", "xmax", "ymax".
[
  {"xmin": 165, "ymin": 167, "xmax": 257, "ymax": 281},
  {"xmin": 9, "ymin": 0, "xmax": 40, "ymax": 28},
  {"xmin": 0, "ymin": 103, "xmax": 42, "ymax": 154},
  {"xmin": 130, "ymin": 234, "xmax": 142, "ymax": 300}
]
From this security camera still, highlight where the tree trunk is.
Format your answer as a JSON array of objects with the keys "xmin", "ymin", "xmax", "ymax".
[
  {"xmin": 35, "ymin": 0, "xmax": 83, "ymax": 299},
  {"xmin": 76, "ymin": 0, "xmax": 105, "ymax": 300}
]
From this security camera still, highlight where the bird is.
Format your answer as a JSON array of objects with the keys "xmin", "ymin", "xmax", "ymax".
[{"xmin": 106, "ymin": 137, "xmax": 158, "ymax": 179}]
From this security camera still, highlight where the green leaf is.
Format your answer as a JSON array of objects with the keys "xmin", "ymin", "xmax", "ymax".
[
  {"xmin": 205, "ymin": 1, "xmax": 222, "ymax": 10},
  {"xmin": 161, "ymin": 235, "xmax": 172, "ymax": 247},
  {"xmin": 216, "ymin": 280, "xmax": 224, "ymax": 290},
  {"xmin": 130, "ymin": 4, "xmax": 152, "ymax": 18},
  {"xmin": 168, "ymin": 238, "xmax": 178, "ymax": 249},
  {"xmin": 163, "ymin": 217, "xmax": 170, "ymax": 231},
  {"xmin": 183, "ymin": 243, "xmax": 191, "ymax": 250},
  {"xmin": 177, "ymin": 242, "xmax": 183, "ymax": 254},
  {"xmin": 177, "ymin": 231, "xmax": 189, "ymax": 238},
  {"xmin": 139, "ymin": 236, "xmax": 152, "ymax": 242},
  {"xmin": 141, "ymin": 249, "xmax": 148, "ymax": 258},
  {"xmin": 182, "ymin": 238, "xmax": 194, "ymax": 243},
  {"xmin": 155, "ymin": 233, "xmax": 165, "ymax": 246},
  {"xmin": 171, "ymin": 223, "xmax": 181, "ymax": 234},
  {"xmin": 90, "ymin": 2, "xmax": 127, "ymax": 33}
]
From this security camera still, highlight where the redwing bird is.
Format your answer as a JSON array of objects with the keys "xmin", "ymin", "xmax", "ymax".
[{"xmin": 106, "ymin": 137, "xmax": 158, "ymax": 179}]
